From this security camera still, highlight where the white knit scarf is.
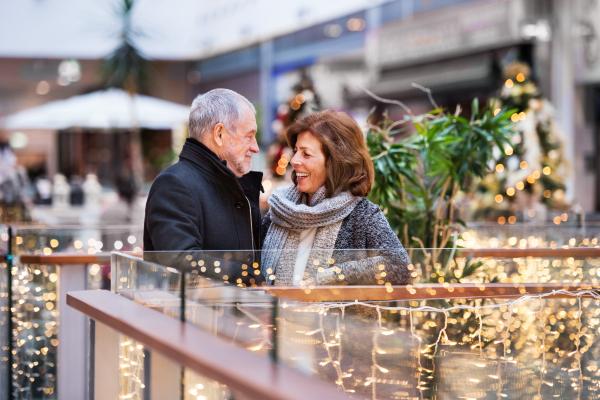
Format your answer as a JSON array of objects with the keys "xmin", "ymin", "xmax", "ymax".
[{"xmin": 262, "ymin": 185, "xmax": 360, "ymax": 285}]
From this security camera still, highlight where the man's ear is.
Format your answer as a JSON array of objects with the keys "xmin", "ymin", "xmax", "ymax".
[{"xmin": 213, "ymin": 123, "xmax": 225, "ymax": 147}]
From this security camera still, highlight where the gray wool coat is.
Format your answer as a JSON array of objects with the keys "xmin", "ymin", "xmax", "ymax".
[{"xmin": 261, "ymin": 197, "xmax": 412, "ymax": 285}]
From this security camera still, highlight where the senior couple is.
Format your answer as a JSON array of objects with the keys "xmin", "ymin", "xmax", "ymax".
[{"xmin": 143, "ymin": 89, "xmax": 411, "ymax": 286}]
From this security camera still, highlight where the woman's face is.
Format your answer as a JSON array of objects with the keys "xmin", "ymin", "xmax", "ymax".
[{"xmin": 290, "ymin": 131, "xmax": 327, "ymax": 198}]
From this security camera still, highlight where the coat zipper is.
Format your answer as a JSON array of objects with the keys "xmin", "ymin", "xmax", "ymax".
[{"xmin": 245, "ymin": 196, "xmax": 255, "ymax": 253}]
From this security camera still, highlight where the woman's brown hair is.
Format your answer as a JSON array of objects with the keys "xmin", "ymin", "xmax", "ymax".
[{"xmin": 286, "ymin": 110, "xmax": 374, "ymax": 198}]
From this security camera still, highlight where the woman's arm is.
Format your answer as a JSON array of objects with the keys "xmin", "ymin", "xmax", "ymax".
[
  {"xmin": 316, "ymin": 207, "xmax": 412, "ymax": 285},
  {"xmin": 261, "ymin": 211, "xmax": 272, "ymax": 247}
]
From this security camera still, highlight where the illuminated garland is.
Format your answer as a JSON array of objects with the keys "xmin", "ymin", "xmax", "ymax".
[{"xmin": 11, "ymin": 262, "xmax": 58, "ymax": 399}]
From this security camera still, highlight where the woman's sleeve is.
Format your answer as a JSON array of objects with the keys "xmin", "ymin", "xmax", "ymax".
[
  {"xmin": 316, "ymin": 207, "xmax": 412, "ymax": 285},
  {"xmin": 261, "ymin": 211, "xmax": 272, "ymax": 247}
]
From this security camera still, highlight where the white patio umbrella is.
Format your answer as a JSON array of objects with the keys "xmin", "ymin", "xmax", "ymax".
[{"xmin": 2, "ymin": 88, "xmax": 190, "ymax": 130}]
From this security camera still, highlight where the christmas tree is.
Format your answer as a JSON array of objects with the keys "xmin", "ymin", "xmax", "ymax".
[
  {"xmin": 267, "ymin": 69, "xmax": 321, "ymax": 178},
  {"xmin": 472, "ymin": 61, "xmax": 571, "ymax": 224}
]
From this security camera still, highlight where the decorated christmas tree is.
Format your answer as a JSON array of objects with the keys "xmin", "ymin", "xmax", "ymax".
[
  {"xmin": 471, "ymin": 61, "xmax": 571, "ymax": 224},
  {"xmin": 267, "ymin": 69, "xmax": 321, "ymax": 178}
]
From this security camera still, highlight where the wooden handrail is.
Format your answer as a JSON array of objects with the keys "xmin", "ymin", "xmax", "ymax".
[
  {"xmin": 20, "ymin": 247, "xmax": 600, "ymax": 266},
  {"xmin": 458, "ymin": 247, "xmax": 600, "ymax": 258},
  {"xmin": 67, "ymin": 291, "xmax": 350, "ymax": 400},
  {"xmin": 18, "ymin": 253, "xmax": 111, "ymax": 264},
  {"xmin": 12, "ymin": 247, "xmax": 600, "ymax": 266},
  {"xmin": 257, "ymin": 282, "xmax": 600, "ymax": 302}
]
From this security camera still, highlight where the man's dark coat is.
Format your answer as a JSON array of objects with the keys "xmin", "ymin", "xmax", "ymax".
[{"xmin": 143, "ymin": 138, "xmax": 263, "ymax": 254}]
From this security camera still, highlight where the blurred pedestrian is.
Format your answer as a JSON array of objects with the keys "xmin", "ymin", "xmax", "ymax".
[{"xmin": 0, "ymin": 134, "xmax": 31, "ymax": 222}]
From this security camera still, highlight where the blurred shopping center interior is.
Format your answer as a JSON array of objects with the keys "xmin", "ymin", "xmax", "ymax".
[{"xmin": 0, "ymin": 0, "xmax": 600, "ymax": 223}]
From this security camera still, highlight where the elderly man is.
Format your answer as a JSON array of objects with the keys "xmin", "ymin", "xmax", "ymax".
[{"xmin": 143, "ymin": 89, "xmax": 263, "ymax": 258}]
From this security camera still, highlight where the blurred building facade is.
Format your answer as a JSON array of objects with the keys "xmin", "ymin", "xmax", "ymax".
[{"xmin": 188, "ymin": 0, "xmax": 600, "ymax": 215}]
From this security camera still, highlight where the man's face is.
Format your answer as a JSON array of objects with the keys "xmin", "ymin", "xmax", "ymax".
[{"xmin": 223, "ymin": 105, "xmax": 259, "ymax": 177}]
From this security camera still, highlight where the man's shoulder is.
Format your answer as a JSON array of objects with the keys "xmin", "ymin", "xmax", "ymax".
[{"xmin": 153, "ymin": 160, "xmax": 208, "ymax": 185}]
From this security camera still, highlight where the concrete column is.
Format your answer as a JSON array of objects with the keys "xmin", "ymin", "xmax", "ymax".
[
  {"xmin": 259, "ymin": 40, "xmax": 274, "ymax": 146},
  {"xmin": 92, "ymin": 320, "xmax": 120, "ymax": 400},
  {"xmin": 149, "ymin": 351, "xmax": 181, "ymax": 400},
  {"xmin": 551, "ymin": 0, "xmax": 577, "ymax": 203},
  {"xmin": 57, "ymin": 264, "xmax": 88, "ymax": 400}
]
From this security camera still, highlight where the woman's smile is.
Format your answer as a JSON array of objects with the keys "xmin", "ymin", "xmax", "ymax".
[{"xmin": 290, "ymin": 131, "xmax": 327, "ymax": 203}]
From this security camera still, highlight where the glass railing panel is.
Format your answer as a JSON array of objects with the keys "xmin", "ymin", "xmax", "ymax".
[
  {"xmin": 115, "ymin": 251, "xmax": 274, "ymax": 354},
  {"xmin": 112, "ymin": 252, "xmax": 184, "ymax": 319},
  {"xmin": 403, "ymin": 247, "xmax": 600, "ymax": 286},
  {"xmin": 185, "ymin": 285, "xmax": 275, "ymax": 356},
  {"xmin": 111, "ymin": 250, "xmax": 600, "ymax": 399},
  {"xmin": 10, "ymin": 224, "xmax": 143, "ymax": 255},
  {"xmin": 121, "ymin": 248, "xmax": 600, "ymax": 299},
  {"xmin": 274, "ymin": 293, "xmax": 600, "ymax": 399}
]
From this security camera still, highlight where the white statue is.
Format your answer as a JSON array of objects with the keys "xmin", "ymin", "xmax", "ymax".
[
  {"xmin": 83, "ymin": 174, "xmax": 102, "ymax": 207},
  {"xmin": 52, "ymin": 174, "xmax": 70, "ymax": 209}
]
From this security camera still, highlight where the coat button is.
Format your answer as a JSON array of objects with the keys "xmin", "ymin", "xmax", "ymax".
[{"xmin": 235, "ymin": 202, "xmax": 243, "ymax": 209}]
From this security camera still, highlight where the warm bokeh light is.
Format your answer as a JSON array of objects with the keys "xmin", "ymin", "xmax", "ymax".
[
  {"xmin": 527, "ymin": 209, "xmax": 535, "ymax": 217},
  {"xmin": 497, "ymin": 216, "xmax": 506, "ymax": 225},
  {"xmin": 520, "ymin": 161, "xmax": 527, "ymax": 169},
  {"xmin": 516, "ymin": 72, "xmax": 525, "ymax": 82},
  {"xmin": 510, "ymin": 113, "xmax": 519, "ymax": 122},
  {"xmin": 36, "ymin": 80, "xmax": 50, "ymax": 95},
  {"xmin": 516, "ymin": 182, "xmax": 524, "ymax": 190},
  {"xmin": 508, "ymin": 216, "xmax": 516, "ymax": 224},
  {"xmin": 543, "ymin": 190, "xmax": 552, "ymax": 198},
  {"xmin": 532, "ymin": 170, "xmax": 540, "ymax": 179},
  {"xmin": 494, "ymin": 108, "xmax": 501, "ymax": 116},
  {"xmin": 505, "ymin": 146, "xmax": 513, "ymax": 155},
  {"xmin": 543, "ymin": 166, "xmax": 551, "ymax": 175},
  {"xmin": 505, "ymin": 79, "xmax": 514, "ymax": 88},
  {"xmin": 527, "ymin": 175, "xmax": 535, "ymax": 184},
  {"xmin": 494, "ymin": 194, "xmax": 503, "ymax": 203},
  {"xmin": 276, "ymin": 166, "xmax": 286, "ymax": 175},
  {"xmin": 347, "ymin": 18, "xmax": 365, "ymax": 31},
  {"xmin": 506, "ymin": 187, "xmax": 515, "ymax": 196},
  {"xmin": 553, "ymin": 216, "xmax": 561, "ymax": 225},
  {"xmin": 495, "ymin": 164, "xmax": 504, "ymax": 172}
]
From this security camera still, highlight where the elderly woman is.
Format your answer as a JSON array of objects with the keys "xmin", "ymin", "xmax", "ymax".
[{"xmin": 261, "ymin": 110, "xmax": 411, "ymax": 286}]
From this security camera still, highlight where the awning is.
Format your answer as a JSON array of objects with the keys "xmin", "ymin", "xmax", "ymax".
[
  {"xmin": 2, "ymin": 88, "xmax": 190, "ymax": 130},
  {"xmin": 370, "ymin": 52, "xmax": 500, "ymax": 98}
]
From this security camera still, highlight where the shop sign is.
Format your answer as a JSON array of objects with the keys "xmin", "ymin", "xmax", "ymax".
[{"xmin": 378, "ymin": 0, "xmax": 525, "ymax": 68}]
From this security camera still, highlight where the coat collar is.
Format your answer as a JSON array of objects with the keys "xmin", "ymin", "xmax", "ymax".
[{"xmin": 179, "ymin": 138, "xmax": 263, "ymax": 193}]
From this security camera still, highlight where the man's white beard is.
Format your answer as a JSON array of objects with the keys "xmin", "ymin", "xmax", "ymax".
[{"xmin": 226, "ymin": 149, "xmax": 252, "ymax": 177}]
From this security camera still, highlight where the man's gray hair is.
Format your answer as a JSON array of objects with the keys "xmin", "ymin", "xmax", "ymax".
[{"xmin": 189, "ymin": 88, "xmax": 256, "ymax": 140}]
